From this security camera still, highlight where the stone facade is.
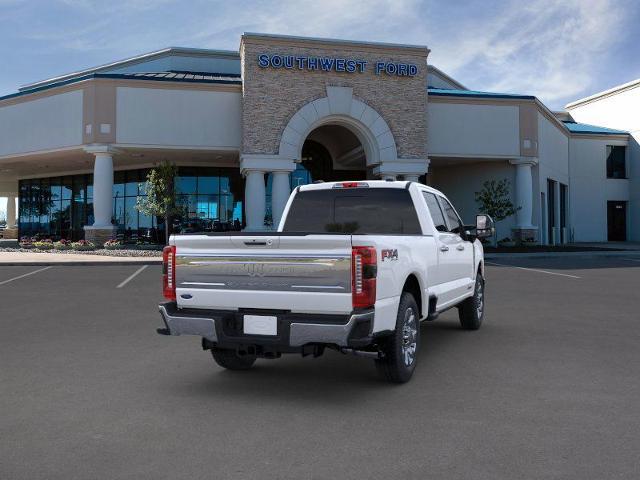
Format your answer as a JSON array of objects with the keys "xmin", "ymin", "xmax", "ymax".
[{"xmin": 240, "ymin": 34, "xmax": 429, "ymax": 161}]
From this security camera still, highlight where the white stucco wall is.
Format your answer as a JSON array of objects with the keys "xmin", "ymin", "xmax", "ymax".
[
  {"xmin": 115, "ymin": 87, "xmax": 242, "ymax": 148},
  {"xmin": 568, "ymin": 86, "xmax": 639, "ymax": 241},
  {"xmin": 536, "ymin": 113, "xmax": 570, "ymax": 242},
  {"xmin": 0, "ymin": 90, "xmax": 83, "ymax": 157},
  {"xmin": 569, "ymin": 137, "xmax": 629, "ymax": 242},
  {"xmin": 427, "ymin": 102, "xmax": 520, "ymax": 157},
  {"xmin": 429, "ymin": 161, "xmax": 517, "ymax": 241}
]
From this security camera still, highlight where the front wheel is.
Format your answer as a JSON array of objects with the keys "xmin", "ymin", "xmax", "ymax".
[
  {"xmin": 458, "ymin": 274, "xmax": 485, "ymax": 330},
  {"xmin": 211, "ymin": 348, "xmax": 256, "ymax": 370},
  {"xmin": 375, "ymin": 292, "xmax": 420, "ymax": 384}
]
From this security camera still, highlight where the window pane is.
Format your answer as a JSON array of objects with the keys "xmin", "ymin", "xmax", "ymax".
[
  {"xmin": 198, "ymin": 176, "xmax": 219, "ymax": 195},
  {"xmin": 113, "ymin": 171, "xmax": 125, "ymax": 199},
  {"xmin": 113, "ymin": 197, "xmax": 125, "ymax": 230},
  {"xmin": 125, "ymin": 170, "xmax": 139, "ymax": 196},
  {"xmin": 49, "ymin": 177, "xmax": 61, "ymax": 202},
  {"xmin": 87, "ymin": 175, "xmax": 94, "ymax": 199},
  {"xmin": 606, "ymin": 145, "xmax": 626, "ymax": 179},
  {"xmin": 61, "ymin": 177, "xmax": 72, "ymax": 200},
  {"xmin": 73, "ymin": 175, "xmax": 86, "ymax": 202},
  {"xmin": 175, "ymin": 175, "xmax": 197, "ymax": 195},
  {"xmin": 125, "ymin": 196, "xmax": 139, "ymax": 232},
  {"xmin": 439, "ymin": 197, "xmax": 463, "ymax": 234},
  {"xmin": 283, "ymin": 188, "xmax": 421, "ymax": 234},
  {"xmin": 423, "ymin": 192, "xmax": 447, "ymax": 232}
]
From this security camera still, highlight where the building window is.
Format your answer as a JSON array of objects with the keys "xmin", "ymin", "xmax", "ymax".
[
  {"xmin": 606, "ymin": 145, "xmax": 626, "ymax": 179},
  {"xmin": 173, "ymin": 167, "xmax": 244, "ymax": 233}
]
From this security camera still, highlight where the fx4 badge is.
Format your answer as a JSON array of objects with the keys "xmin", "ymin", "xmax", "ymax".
[{"xmin": 381, "ymin": 249, "xmax": 399, "ymax": 261}]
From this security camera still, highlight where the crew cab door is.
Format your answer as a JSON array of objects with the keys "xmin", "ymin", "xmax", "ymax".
[
  {"xmin": 422, "ymin": 192, "xmax": 474, "ymax": 306},
  {"xmin": 436, "ymin": 195, "xmax": 475, "ymax": 302}
]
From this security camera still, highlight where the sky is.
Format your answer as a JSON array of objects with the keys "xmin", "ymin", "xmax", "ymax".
[{"xmin": 1, "ymin": 0, "xmax": 640, "ymax": 214}]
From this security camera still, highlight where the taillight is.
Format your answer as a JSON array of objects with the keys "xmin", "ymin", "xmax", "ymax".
[
  {"xmin": 162, "ymin": 245, "xmax": 176, "ymax": 300},
  {"xmin": 352, "ymin": 246, "xmax": 377, "ymax": 309}
]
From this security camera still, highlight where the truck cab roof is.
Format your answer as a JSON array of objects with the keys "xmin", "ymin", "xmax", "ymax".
[{"xmin": 297, "ymin": 180, "xmax": 446, "ymax": 197}]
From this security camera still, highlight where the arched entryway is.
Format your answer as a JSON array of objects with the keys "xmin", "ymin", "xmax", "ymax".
[{"xmin": 242, "ymin": 86, "xmax": 428, "ymax": 230}]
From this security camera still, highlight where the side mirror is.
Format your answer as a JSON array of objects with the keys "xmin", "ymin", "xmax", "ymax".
[{"xmin": 475, "ymin": 214, "xmax": 495, "ymax": 239}]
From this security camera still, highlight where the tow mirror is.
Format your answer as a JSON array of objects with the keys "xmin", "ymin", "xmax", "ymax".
[{"xmin": 475, "ymin": 214, "xmax": 495, "ymax": 239}]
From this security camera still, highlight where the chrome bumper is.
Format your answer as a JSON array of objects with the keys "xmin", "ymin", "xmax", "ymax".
[
  {"xmin": 158, "ymin": 303, "xmax": 374, "ymax": 348},
  {"xmin": 289, "ymin": 311, "xmax": 374, "ymax": 347},
  {"xmin": 158, "ymin": 304, "xmax": 218, "ymax": 342}
]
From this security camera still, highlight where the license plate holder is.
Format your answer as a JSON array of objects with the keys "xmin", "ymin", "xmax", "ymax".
[{"xmin": 243, "ymin": 315, "xmax": 278, "ymax": 336}]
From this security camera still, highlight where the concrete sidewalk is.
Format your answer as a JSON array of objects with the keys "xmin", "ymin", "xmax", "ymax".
[{"xmin": 0, "ymin": 251, "xmax": 162, "ymax": 266}]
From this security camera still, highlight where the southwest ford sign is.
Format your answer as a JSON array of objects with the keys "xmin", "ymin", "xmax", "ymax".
[{"xmin": 257, "ymin": 54, "xmax": 418, "ymax": 77}]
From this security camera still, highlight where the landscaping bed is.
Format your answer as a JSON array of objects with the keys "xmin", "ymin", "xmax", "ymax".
[{"xmin": 0, "ymin": 247, "xmax": 162, "ymax": 257}]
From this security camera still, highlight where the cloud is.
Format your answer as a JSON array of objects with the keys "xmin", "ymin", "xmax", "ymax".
[
  {"xmin": 426, "ymin": 0, "xmax": 630, "ymax": 108},
  {"xmin": 1, "ymin": 0, "xmax": 637, "ymax": 109}
]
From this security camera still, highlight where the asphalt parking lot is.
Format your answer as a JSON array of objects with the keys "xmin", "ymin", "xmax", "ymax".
[{"xmin": 1, "ymin": 256, "xmax": 640, "ymax": 479}]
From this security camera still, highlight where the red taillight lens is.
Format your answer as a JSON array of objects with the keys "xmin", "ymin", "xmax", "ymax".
[
  {"xmin": 352, "ymin": 246, "xmax": 377, "ymax": 309},
  {"xmin": 162, "ymin": 245, "xmax": 176, "ymax": 300}
]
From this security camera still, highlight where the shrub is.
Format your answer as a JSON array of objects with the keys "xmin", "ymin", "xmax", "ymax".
[
  {"xmin": 54, "ymin": 239, "xmax": 73, "ymax": 250},
  {"xmin": 19, "ymin": 236, "xmax": 34, "ymax": 249},
  {"xmin": 71, "ymin": 240, "xmax": 96, "ymax": 251},
  {"xmin": 104, "ymin": 239, "xmax": 123, "ymax": 250},
  {"xmin": 33, "ymin": 239, "xmax": 54, "ymax": 250}
]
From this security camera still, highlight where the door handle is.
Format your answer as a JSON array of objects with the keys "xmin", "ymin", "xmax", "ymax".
[
  {"xmin": 440, "ymin": 245, "xmax": 449, "ymax": 252},
  {"xmin": 456, "ymin": 245, "xmax": 465, "ymax": 251}
]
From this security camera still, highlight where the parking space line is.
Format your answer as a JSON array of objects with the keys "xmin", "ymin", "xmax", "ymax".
[
  {"xmin": 0, "ymin": 266, "xmax": 53, "ymax": 286},
  {"xmin": 485, "ymin": 261, "xmax": 581, "ymax": 279},
  {"xmin": 116, "ymin": 265, "xmax": 149, "ymax": 289}
]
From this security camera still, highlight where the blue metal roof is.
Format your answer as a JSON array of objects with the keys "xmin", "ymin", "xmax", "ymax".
[
  {"xmin": 562, "ymin": 121, "xmax": 628, "ymax": 135},
  {"xmin": 428, "ymin": 87, "xmax": 535, "ymax": 100},
  {"xmin": 0, "ymin": 71, "xmax": 242, "ymax": 102}
]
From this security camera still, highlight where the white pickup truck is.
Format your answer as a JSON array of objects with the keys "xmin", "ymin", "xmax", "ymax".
[{"xmin": 158, "ymin": 180, "xmax": 494, "ymax": 383}]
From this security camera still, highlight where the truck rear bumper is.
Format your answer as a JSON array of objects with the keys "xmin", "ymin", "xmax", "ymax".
[{"xmin": 158, "ymin": 302, "xmax": 376, "ymax": 350}]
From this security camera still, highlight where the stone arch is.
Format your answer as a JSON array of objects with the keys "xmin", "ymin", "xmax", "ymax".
[{"xmin": 278, "ymin": 86, "xmax": 398, "ymax": 167}]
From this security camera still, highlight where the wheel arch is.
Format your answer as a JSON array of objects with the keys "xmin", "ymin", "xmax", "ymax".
[{"xmin": 401, "ymin": 273, "xmax": 425, "ymax": 319}]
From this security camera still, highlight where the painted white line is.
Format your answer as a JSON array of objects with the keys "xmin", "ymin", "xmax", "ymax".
[
  {"xmin": 0, "ymin": 266, "xmax": 53, "ymax": 286},
  {"xmin": 485, "ymin": 261, "xmax": 581, "ymax": 279},
  {"xmin": 116, "ymin": 265, "xmax": 148, "ymax": 289}
]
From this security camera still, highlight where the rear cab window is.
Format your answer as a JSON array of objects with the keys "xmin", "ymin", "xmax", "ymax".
[{"xmin": 283, "ymin": 187, "xmax": 422, "ymax": 234}]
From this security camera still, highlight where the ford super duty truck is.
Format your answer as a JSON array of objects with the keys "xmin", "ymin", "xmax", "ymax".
[{"xmin": 157, "ymin": 180, "xmax": 494, "ymax": 383}]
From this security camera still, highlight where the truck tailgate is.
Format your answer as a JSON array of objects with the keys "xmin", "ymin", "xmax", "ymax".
[{"xmin": 173, "ymin": 234, "xmax": 353, "ymax": 314}]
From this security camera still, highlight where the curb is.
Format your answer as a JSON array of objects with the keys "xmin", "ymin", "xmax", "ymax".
[{"xmin": 485, "ymin": 251, "xmax": 640, "ymax": 260}]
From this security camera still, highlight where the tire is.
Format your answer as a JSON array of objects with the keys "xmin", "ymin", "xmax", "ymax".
[
  {"xmin": 375, "ymin": 292, "xmax": 420, "ymax": 384},
  {"xmin": 458, "ymin": 274, "xmax": 485, "ymax": 330},
  {"xmin": 211, "ymin": 348, "xmax": 256, "ymax": 370}
]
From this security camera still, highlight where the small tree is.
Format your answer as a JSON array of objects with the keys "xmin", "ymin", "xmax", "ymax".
[
  {"xmin": 136, "ymin": 161, "xmax": 181, "ymax": 244},
  {"xmin": 474, "ymin": 179, "xmax": 519, "ymax": 244}
]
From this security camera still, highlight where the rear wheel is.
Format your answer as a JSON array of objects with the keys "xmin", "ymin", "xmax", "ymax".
[
  {"xmin": 375, "ymin": 292, "xmax": 420, "ymax": 384},
  {"xmin": 211, "ymin": 348, "xmax": 256, "ymax": 370},
  {"xmin": 458, "ymin": 274, "xmax": 484, "ymax": 330}
]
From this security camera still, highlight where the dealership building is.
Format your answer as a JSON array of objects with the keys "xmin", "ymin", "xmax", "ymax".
[{"xmin": 0, "ymin": 33, "xmax": 637, "ymax": 244}]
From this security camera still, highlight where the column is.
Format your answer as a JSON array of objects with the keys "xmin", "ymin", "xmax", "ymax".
[
  {"xmin": 244, "ymin": 170, "xmax": 266, "ymax": 231},
  {"xmin": 6, "ymin": 195, "xmax": 16, "ymax": 228},
  {"xmin": 510, "ymin": 158, "xmax": 538, "ymax": 242},
  {"xmin": 83, "ymin": 146, "xmax": 117, "ymax": 245},
  {"xmin": 271, "ymin": 171, "xmax": 290, "ymax": 229},
  {"xmin": 92, "ymin": 152, "xmax": 115, "ymax": 227}
]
